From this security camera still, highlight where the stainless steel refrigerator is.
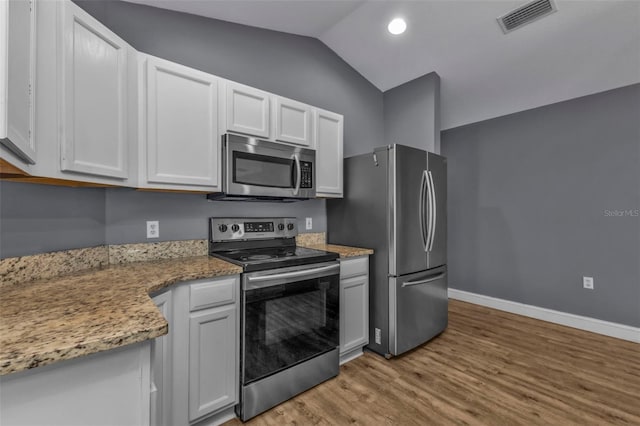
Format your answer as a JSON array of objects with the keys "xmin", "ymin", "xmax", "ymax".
[{"xmin": 327, "ymin": 144, "xmax": 448, "ymax": 357}]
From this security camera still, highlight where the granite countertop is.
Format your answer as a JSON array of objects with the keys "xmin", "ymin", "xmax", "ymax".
[
  {"xmin": 302, "ymin": 243, "xmax": 374, "ymax": 258},
  {"xmin": 0, "ymin": 256, "xmax": 241, "ymax": 376}
]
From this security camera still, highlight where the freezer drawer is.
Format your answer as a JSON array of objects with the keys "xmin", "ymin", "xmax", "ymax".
[{"xmin": 389, "ymin": 266, "xmax": 448, "ymax": 356}]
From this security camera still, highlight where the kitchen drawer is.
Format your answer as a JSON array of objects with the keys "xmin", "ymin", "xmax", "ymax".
[
  {"xmin": 189, "ymin": 277, "xmax": 237, "ymax": 311},
  {"xmin": 340, "ymin": 256, "xmax": 368, "ymax": 280}
]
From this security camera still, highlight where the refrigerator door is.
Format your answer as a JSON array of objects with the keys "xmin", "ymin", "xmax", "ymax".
[
  {"xmin": 389, "ymin": 266, "xmax": 448, "ymax": 355},
  {"xmin": 389, "ymin": 145, "xmax": 429, "ymax": 276},
  {"xmin": 426, "ymin": 152, "xmax": 447, "ymax": 269}
]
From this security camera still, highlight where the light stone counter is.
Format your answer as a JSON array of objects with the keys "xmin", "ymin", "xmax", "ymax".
[{"xmin": 0, "ymin": 255, "xmax": 241, "ymax": 376}]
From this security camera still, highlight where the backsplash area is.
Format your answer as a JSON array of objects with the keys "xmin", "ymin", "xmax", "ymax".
[
  {"xmin": 0, "ymin": 181, "xmax": 327, "ymax": 258},
  {"xmin": 1, "ymin": 233, "xmax": 329, "ymax": 286}
]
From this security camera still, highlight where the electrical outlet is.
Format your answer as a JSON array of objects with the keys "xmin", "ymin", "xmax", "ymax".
[
  {"xmin": 583, "ymin": 276, "xmax": 594, "ymax": 290},
  {"xmin": 146, "ymin": 221, "xmax": 159, "ymax": 239},
  {"xmin": 375, "ymin": 328, "xmax": 381, "ymax": 345},
  {"xmin": 305, "ymin": 217, "xmax": 313, "ymax": 230}
]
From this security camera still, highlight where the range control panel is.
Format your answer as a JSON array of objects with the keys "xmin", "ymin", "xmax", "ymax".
[
  {"xmin": 210, "ymin": 217, "xmax": 297, "ymax": 241},
  {"xmin": 300, "ymin": 161, "xmax": 313, "ymax": 189}
]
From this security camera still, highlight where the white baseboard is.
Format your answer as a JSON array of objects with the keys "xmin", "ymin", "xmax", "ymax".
[{"xmin": 448, "ymin": 288, "xmax": 640, "ymax": 343}]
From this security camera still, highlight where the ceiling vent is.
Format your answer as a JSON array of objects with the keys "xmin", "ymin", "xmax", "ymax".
[{"xmin": 497, "ymin": 0, "xmax": 557, "ymax": 34}]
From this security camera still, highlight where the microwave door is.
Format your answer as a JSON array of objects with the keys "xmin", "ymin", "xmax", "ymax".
[{"xmin": 223, "ymin": 134, "xmax": 315, "ymax": 199}]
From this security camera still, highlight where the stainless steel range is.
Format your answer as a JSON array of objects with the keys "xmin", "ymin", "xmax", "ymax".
[{"xmin": 209, "ymin": 217, "xmax": 340, "ymax": 421}]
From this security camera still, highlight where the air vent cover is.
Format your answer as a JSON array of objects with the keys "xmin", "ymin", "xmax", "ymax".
[{"xmin": 497, "ymin": 0, "xmax": 557, "ymax": 33}]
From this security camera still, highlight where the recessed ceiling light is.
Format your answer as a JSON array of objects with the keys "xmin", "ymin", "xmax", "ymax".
[{"xmin": 387, "ymin": 18, "xmax": 407, "ymax": 35}]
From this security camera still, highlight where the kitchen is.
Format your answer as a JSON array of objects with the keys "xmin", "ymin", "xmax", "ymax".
[{"xmin": 1, "ymin": 0, "xmax": 639, "ymax": 425}]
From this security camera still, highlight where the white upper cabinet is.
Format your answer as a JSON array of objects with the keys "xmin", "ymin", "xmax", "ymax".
[
  {"xmin": 315, "ymin": 108, "xmax": 344, "ymax": 197},
  {"xmin": 142, "ymin": 55, "xmax": 220, "ymax": 190},
  {"xmin": 58, "ymin": 1, "xmax": 130, "ymax": 179},
  {"xmin": 224, "ymin": 81, "xmax": 270, "ymax": 138},
  {"xmin": 1, "ymin": 0, "xmax": 36, "ymax": 165},
  {"xmin": 274, "ymin": 96, "xmax": 313, "ymax": 147}
]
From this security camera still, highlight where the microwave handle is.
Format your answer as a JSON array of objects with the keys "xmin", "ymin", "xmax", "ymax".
[{"xmin": 292, "ymin": 154, "xmax": 301, "ymax": 196}]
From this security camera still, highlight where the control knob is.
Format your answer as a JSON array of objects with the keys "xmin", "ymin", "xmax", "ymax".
[
  {"xmin": 287, "ymin": 223, "xmax": 295, "ymax": 231},
  {"xmin": 278, "ymin": 223, "xmax": 285, "ymax": 231},
  {"xmin": 231, "ymin": 224, "xmax": 240, "ymax": 232},
  {"xmin": 218, "ymin": 224, "xmax": 228, "ymax": 232}
]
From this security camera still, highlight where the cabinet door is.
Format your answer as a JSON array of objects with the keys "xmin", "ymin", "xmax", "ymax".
[
  {"xmin": 225, "ymin": 82, "xmax": 270, "ymax": 138},
  {"xmin": 188, "ymin": 305, "xmax": 237, "ymax": 422},
  {"xmin": 340, "ymin": 274, "xmax": 369, "ymax": 355},
  {"xmin": 315, "ymin": 109, "xmax": 343, "ymax": 197},
  {"xmin": 275, "ymin": 96, "xmax": 312, "ymax": 146},
  {"xmin": 1, "ymin": 0, "xmax": 36, "ymax": 164},
  {"xmin": 145, "ymin": 56, "xmax": 219, "ymax": 188},
  {"xmin": 59, "ymin": 1, "xmax": 129, "ymax": 179},
  {"xmin": 151, "ymin": 290, "xmax": 172, "ymax": 426}
]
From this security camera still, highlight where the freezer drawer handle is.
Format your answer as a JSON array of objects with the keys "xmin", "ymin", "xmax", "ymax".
[{"xmin": 402, "ymin": 272, "xmax": 447, "ymax": 287}]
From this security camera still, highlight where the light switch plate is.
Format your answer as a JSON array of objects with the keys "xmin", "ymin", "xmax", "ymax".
[{"xmin": 583, "ymin": 276, "xmax": 594, "ymax": 289}]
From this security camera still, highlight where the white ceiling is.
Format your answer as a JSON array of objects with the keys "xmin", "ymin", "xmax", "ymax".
[{"xmin": 125, "ymin": 0, "xmax": 640, "ymax": 129}]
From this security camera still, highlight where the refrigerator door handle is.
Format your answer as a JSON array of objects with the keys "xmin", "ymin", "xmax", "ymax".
[
  {"xmin": 425, "ymin": 170, "xmax": 434, "ymax": 252},
  {"xmin": 427, "ymin": 170, "xmax": 437, "ymax": 251},
  {"xmin": 419, "ymin": 170, "xmax": 429, "ymax": 251},
  {"xmin": 402, "ymin": 272, "xmax": 447, "ymax": 287}
]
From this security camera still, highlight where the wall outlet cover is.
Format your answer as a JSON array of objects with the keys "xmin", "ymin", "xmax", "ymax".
[
  {"xmin": 375, "ymin": 328, "xmax": 382, "ymax": 345},
  {"xmin": 305, "ymin": 217, "xmax": 312, "ymax": 230},
  {"xmin": 146, "ymin": 221, "xmax": 159, "ymax": 239}
]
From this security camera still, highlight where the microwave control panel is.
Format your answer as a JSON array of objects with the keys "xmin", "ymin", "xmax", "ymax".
[{"xmin": 300, "ymin": 161, "xmax": 313, "ymax": 189}]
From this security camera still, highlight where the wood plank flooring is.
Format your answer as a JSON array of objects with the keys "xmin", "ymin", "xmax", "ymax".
[{"xmin": 226, "ymin": 300, "xmax": 640, "ymax": 425}]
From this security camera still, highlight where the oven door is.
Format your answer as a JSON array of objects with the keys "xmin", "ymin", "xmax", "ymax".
[
  {"xmin": 241, "ymin": 261, "xmax": 339, "ymax": 385},
  {"xmin": 224, "ymin": 133, "xmax": 316, "ymax": 199}
]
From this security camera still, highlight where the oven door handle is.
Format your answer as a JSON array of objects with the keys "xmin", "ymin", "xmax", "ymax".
[
  {"xmin": 292, "ymin": 154, "xmax": 302, "ymax": 196},
  {"xmin": 247, "ymin": 263, "xmax": 339, "ymax": 284}
]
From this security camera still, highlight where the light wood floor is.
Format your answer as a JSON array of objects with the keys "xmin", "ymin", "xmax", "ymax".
[{"xmin": 226, "ymin": 300, "xmax": 640, "ymax": 425}]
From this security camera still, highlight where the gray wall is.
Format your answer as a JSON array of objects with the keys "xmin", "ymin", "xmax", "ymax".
[
  {"xmin": 74, "ymin": 0, "xmax": 384, "ymax": 158},
  {"xmin": 441, "ymin": 84, "xmax": 640, "ymax": 327},
  {"xmin": 105, "ymin": 189, "xmax": 325, "ymax": 244},
  {"xmin": 384, "ymin": 72, "xmax": 440, "ymax": 153},
  {"xmin": 0, "ymin": 181, "xmax": 106, "ymax": 258}
]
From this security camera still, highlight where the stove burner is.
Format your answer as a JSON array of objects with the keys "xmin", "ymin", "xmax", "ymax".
[{"xmin": 247, "ymin": 254, "xmax": 273, "ymax": 261}]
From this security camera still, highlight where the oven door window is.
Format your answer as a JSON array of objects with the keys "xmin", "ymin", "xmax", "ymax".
[
  {"xmin": 243, "ymin": 275, "xmax": 339, "ymax": 384},
  {"xmin": 233, "ymin": 152, "xmax": 295, "ymax": 189}
]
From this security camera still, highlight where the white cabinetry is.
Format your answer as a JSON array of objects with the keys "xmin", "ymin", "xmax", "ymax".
[
  {"xmin": 0, "ymin": 343, "xmax": 151, "ymax": 426},
  {"xmin": 315, "ymin": 108, "xmax": 344, "ymax": 197},
  {"xmin": 339, "ymin": 256, "xmax": 369, "ymax": 364},
  {"xmin": 188, "ymin": 304, "xmax": 237, "ymax": 421},
  {"xmin": 151, "ymin": 290, "xmax": 173, "ymax": 426},
  {"xmin": 162, "ymin": 275, "xmax": 239, "ymax": 426},
  {"xmin": 224, "ymin": 81, "xmax": 270, "ymax": 138},
  {"xmin": 58, "ymin": 0, "xmax": 131, "ymax": 180},
  {"xmin": 141, "ymin": 55, "xmax": 220, "ymax": 191},
  {"xmin": 0, "ymin": 0, "xmax": 36, "ymax": 167},
  {"xmin": 274, "ymin": 96, "xmax": 313, "ymax": 147}
]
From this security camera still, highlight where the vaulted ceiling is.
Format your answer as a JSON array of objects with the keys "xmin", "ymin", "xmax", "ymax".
[{"xmin": 124, "ymin": 0, "xmax": 640, "ymax": 129}]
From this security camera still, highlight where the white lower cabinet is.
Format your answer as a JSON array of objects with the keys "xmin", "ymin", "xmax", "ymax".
[
  {"xmin": 188, "ymin": 304, "xmax": 237, "ymax": 421},
  {"xmin": 151, "ymin": 290, "xmax": 173, "ymax": 426},
  {"xmin": 0, "ymin": 343, "xmax": 152, "ymax": 426},
  {"xmin": 339, "ymin": 256, "xmax": 369, "ymax": 364},
  {"xmin": 152, "ymin": 275, "xmax": 239, "ymax": 426}
]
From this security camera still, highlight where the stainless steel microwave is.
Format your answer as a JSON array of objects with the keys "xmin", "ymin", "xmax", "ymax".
[{"xmin": 208, "ymin": 133, "xmax": 316, "ymax": 201}]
